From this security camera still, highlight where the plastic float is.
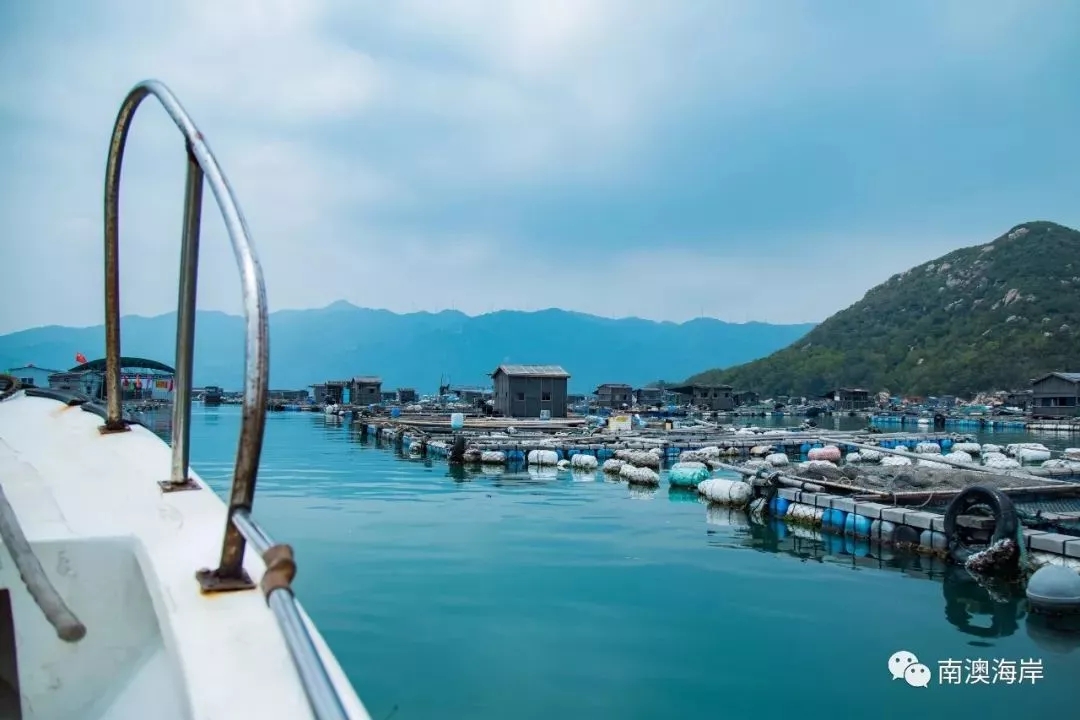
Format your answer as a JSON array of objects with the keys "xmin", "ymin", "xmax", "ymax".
[
  {"xmin": 944, "ymin": 450, "xmax": 974, "ymax": 463},
  {"xmin": 667, "ymin": 462, "xmax": 710, "ymax": 488},
  {"xmin": 619, "ymin": 464, "xmax": 660, "ymax": 486},
  {"xmin": 696, "ymin": 478, "xmax": 752, "ymax": 506},
  {"xmin": 807, "ymin": 445, "xmax": 841, "ymax": 462},
  {"xmin": 765, "ymin": 452, "xmax": 789, "ymax": 467},
  {"xmin": 601, "ymin": 459, "xmax": 625, "ymax": 474},
  {"xmin": 480, "ymin": 450, "xmax": 507, "ymax": 465},
  {"xmin": 570, "ymin": 453, "xmax": 599, "ymax": 470},
  {"xmin": 527, "ymin": 449, "xmax": 559, "ymax": 466}
]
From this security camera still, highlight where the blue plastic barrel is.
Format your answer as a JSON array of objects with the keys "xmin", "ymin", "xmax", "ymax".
[
  {"xmin": 769, "ymin": 496, "xmax": 791, "ymax": 517},
  {"xmin": 822, "ymin": 508, "xmax": 847, "ymax": 531},
  {"xmin": 843, "ymin": 513, "xmax": 872, "ymax": 538}
]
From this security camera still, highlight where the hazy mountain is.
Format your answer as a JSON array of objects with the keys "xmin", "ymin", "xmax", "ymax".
[
  {"xmin": 688, "ymin": 221, "xmax": 1080, "ymax": 397},
  {"xmin": 1, "ymin": 304, "xmax": 815, "ymax": 393}
]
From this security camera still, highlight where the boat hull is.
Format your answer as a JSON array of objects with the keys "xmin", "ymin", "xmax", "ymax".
[{"xmin": 0, "ymin": 392, "xmax": 370, "ymax": 719}]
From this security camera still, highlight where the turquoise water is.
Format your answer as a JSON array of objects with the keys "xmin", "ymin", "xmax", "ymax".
[{"xmin": 165, "ymin": 407, "xmax": 1079, "ymax": 719}]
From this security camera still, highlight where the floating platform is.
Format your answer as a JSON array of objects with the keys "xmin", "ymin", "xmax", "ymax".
[
  {"xmin": 345, "ymin": 418, "xmax": 1080, "ymax": 569},
  {"xmin": 871, "ymin": 414, "xmax": 1080, "ymax": 433}
]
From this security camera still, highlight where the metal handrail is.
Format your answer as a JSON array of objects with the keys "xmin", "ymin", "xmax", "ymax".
[{"xmin": 102, "ymin": 80, "xmax": 348, "ymax": 720}]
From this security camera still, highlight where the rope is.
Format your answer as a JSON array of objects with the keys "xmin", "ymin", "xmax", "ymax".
[{"xmin": 0, "ymin": 484, "xmax": 86, "ymax": 642}]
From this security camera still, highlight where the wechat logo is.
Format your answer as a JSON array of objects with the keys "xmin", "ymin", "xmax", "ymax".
[{"xmin": 889, "ymin": 650, "xmax": 931, "ymax": 688}]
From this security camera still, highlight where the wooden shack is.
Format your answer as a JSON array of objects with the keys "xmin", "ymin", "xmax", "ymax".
[
  {"xmin": 491, "ymin": 364, "xmax": 569, "ymax": 418},
  {"xmin": 668, "ymin": 383, "xmax": 734, "ymax": 411},
  {"xmin": 594, "ymin": 383, "xmax": 633, "ymax": 409},
  {"xmin": 1031, "ymin": 372, "xmax": 1080, "ymax": 419}
]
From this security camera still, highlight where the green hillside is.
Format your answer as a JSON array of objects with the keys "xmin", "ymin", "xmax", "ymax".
[{"xmin": 688, "ymin": 221, "xmax": 1080, "ymax": 397}]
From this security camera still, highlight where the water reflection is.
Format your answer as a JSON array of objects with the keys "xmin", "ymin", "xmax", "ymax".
[
  {"xmin": 941, "ymin": 565, "xmax": 1023, "ymax": 639},
  {"xmin": 1027, "ymin": 613, "xmax": 1080, "ymax": 655},
  {"xmin": 702, "ymin": 500, "xmax": 1080, "ymax": 650},
  {"xmin": 667, "ymin": 488, "xmax": 701, "ymax": 504},
  {"xmin": 628, "ymin": 484, "xmax": 657, "ymax": 501}
]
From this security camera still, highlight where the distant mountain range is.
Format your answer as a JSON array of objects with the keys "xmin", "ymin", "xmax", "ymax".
[
  {"xmin": 689, "ymin": 221, "xmax": 1080, "ymax": 397},
  {"xmin": 0, "ymin": 304, "xmax": 815, "ymax": 393}
]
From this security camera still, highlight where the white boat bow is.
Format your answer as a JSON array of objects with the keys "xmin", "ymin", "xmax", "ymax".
[
  {"xmin": 0, "ymin": 392, "xmax": 369, "ymax": 719},
  {"xmin": 0, "ymin": 80, "xmax": 371, "ymax": 719}
]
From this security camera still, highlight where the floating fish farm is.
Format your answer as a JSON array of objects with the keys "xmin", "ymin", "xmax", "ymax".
[{"xmin": 343, "ymin": 413, "xmax": 1080, "ymax": 609}]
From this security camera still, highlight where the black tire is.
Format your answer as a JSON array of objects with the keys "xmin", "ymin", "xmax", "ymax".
[{"xmin": 943, "ymin": 485, "xmax": 1019, "ymax": 564}]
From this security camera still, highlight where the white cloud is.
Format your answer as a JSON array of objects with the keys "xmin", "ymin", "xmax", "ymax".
[{"xmin": 0, "ymin": 0, "xmax": 1076, "ymax": 335}]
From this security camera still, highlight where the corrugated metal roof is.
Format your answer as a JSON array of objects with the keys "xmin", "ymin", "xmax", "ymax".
[
  {"xmin": 352, "ymin": 376, "xmax": 382, "ymax": 384},
  {"xmin": 492, "ymin": 364, "xmax": 570, "ymax": 378},
  {"xmin": 1042, "ymin": 372, "xmax": 1080, "ymax": 383}
]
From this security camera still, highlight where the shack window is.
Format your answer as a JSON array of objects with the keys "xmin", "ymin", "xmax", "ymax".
[
  {"xmin": 542, "ymin": 392, "xmax": 551, "ymax": 401},
  {"xmin": 515, "ymin": 392, "xmax": 525, "ymax": 401}
]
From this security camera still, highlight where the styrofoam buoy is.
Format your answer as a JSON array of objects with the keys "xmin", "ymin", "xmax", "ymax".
[
  {"xmin": 915, "ymin": 442, "xmax": 942, "ymax": 455},
  {"xmin": 985, "ymin": 454, "xmax": 1021, "ymax": 469},
  {"xmin": 571, "ymin": 453, "xmax": 599, "ymax": 470},
  {"xmin": 450, "ymin": 412, "xmax": 465, "ymax": 430},
  {"xmin": 944, "ymin": 450, "xmax": 973, "ymax": 463},
  {"xmin": 786, "ymin": 502, "xmax": 823, "ymax": 526},
  {"xmin": 808, "ymin": 446, "xmax": 841, "ymax": 462},
  {"xmin": 858, "ymin": 449, "xmax": 883, "ymax": 463},
  {"xmin": 765, "ymin": 452, "xmax": 789, "ymax": 467},
  {"xmin": 625, "ymin": 450, "xmax": 661, "ymax": 469},
  {"xmin": 602, "ymin": 458, "xmax": 625, "ymax": 474},
  {"xmin": 480, "ymin": 450, "xmax": 506, "ymax": 464},
  {"xmin": 696, "ymin": 478, "xmax": 752, "ymax": 506},
  {"xmin": 528, "ymin": 449, "xmax": 559, "ymax": 466},
  {"xmin": 620, "ymin": 464, "xmax": 660, "ymax": 486},
  {"xmin": 1018, "ymin": 448, "xmax": 1052, "ymax": 463}
]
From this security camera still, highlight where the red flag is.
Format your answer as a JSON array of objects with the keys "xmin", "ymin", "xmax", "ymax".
[
  {"xmin": 122, "ymin": 376, "xmax": 129, "ymax": 387},
  {"xmin": 168, "ymin": 379, "xmax": 174, "ymax": 392},
  {"xmin": 135, "ymin": 376, "xmax": 142, "ymax": 389},
  {"xmin": 75, "ymin": 352, "xmax": 87, "ymax": 364}
]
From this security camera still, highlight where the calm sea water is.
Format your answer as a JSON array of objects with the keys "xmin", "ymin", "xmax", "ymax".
[{"xmin": 150, "ymin": 407, "xmax": 1080, "ymax": 719}]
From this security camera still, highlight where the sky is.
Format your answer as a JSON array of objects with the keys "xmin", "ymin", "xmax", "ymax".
[{"xmin": 1, "ymin": 0, "xmax": 1079, "ymax": 335}]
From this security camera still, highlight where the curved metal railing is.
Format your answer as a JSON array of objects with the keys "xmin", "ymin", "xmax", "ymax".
[{"xmin": 103, "ymin": 80, "xmax": 348, "ymax": 720}]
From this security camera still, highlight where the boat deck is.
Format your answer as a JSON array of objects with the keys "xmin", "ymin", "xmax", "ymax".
[{"xmin": 0, "ymin": 392, "xmax": 370, "ymax": 719}]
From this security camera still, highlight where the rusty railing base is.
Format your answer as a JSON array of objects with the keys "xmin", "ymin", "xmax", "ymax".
[
  {"xmin": 158, "ymin": 478, "xmax": 202, "ymax": 493},
  {"xmin": 98, "ymin": 422, "xmax": 131, "ymax": 435},
  {"xmin": 196, "ymin": 567, "xmax": 256, "ymax": 594}
]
